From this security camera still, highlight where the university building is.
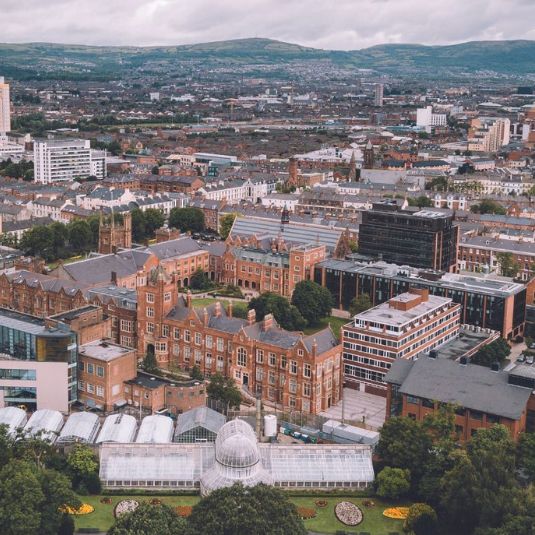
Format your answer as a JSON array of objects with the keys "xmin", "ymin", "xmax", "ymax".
[
  {"xmin": 136, "ymin": 266, "xmax": 342, "ymax": 414},
  {"xmin": 342, "ymin": 289, "xmax": 461, "ymax": 395}
]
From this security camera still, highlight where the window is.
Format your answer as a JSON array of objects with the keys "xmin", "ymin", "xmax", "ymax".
[
  {"xmin": 256, "ymin": 349, "xmax": 264, "ymax": 364},
  {"xmin": 147, "ymin": 307, "xmax": 155, "ymax": 318},
  {"xmin": 87, "ymin": 363, "xmax": 94, "ymax": 375},
  {"xmin": 147, "ymin": 322, "xmax": 154, "ymax": 334},
  {"xmin": 256, "ymin": 368, "xmax": 264, "ymax": 381},
  {"xmin": 146, "ymin": 293, "xmax": 155, "ymax": 303},
  {"xmin": 269, "ymin": 371, "xmax": 276, "ymax": 385},
  {"xmin": 87, "ymin": 383, "xmax": 95, "ymax": 394},
  {"xmin": 156, "ymin": 342, "xmax": 167, "ymax": 352},
  {"xmin": 206, "ymin": 335, "xmax": 213, "ymax": 349},
  {"xmin": 173, "ymin": 344, "xmax": 180, "ymax": 356},
  {"xmin": 237, "ymin": 347, "xmax": 247, "ymax": 367},
  {"xmin": 290, "ymin": 360, "xmax": 297, "ymax": 374},
  {"xmin": 303, "ymin": 383, "xmax": 311, "ymax": 397},
  {"xmin": 164, "ymin": 292, "xmax": 171, "ymax": 302},
  {"xmin": 184, "ymin": 347, "xmax": 191, "ymax": 362},
  {"xmin": 78, "ymin": 361, "xmax": 84, "ymax": 372},
  {"xmin": 407, "ymin": 395, "xmax": 419, "ymax": 405},
  {"xmin": 184, "ymin": 330, "xmax": 191, "ymax": 343},
  {"xmin": 96, "ymin": 385, "xmax": 104, "ymax": 398},
  {"xmin": 194, "ymin": 350, "xmax": 202, "ymax": 364},
  {"xmin": 303, "ymin": 363, "xmax": 311, "ymax": 378},
  {"xmin": 162, "ymin": 325, "xmax": 169, "ymax": 337},
  {"xmin": 281, "ymin": 355, "xmax": 287, "ymax": 369},
  {"xmin": 96, "ymin": 366, "xmax": 104, "ymax": 378},
  {"xmin": 269, "ymin": 353, "xmax": 276, "ymax": 367},
  {"xmin": 195, "ymin": 332, "xmax": 202, "ymax": 345},
  {"xmin": 217, "ymin": 338, "xmax": 224, "ymax": 352},
  {"xmin": 298, "ymin": 349, "xmax": 304, "ymax": 356},
  {"xmin": 289, "ymin": 380, "xmax": 297, "ymax": 394},
  {"xmin": 173, "ymin": 328, "xmax": 180, "ymax": 340},
  {"xmin": 120, "ymin": 319, "xmax": 133, "ymax": 332},
  {"xmin": 78, "ymin": 381, "xmax": 85, "ymax": 391}
]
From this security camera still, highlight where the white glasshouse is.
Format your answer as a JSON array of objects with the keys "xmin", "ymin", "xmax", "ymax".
[
  {"xmin": 57, "ymin": 412, "xmax": 100, "ymax": 444},
  {"xmin": 0, "ymin": 407, "xmax": 27, "ymax": 436},
  {"xmin": 96, "ymin": 413, "xmax": 137, "ymax": 444},
  {"xmin": 100, "ymin": 419, "xmax": 375, "ymax": 494},
  {"xmin": 24, "ymin": 409, "xmax": 64, "ymax": 444},
  {"xmin": 135, "ymin": 415, "xmax": 174, "ymax": 443}
]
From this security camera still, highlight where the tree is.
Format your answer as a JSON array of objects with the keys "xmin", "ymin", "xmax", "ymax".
[
  {"xmin": 188, "ymin": 483, "xmax": 307, "ymax": 535},
  {"xmin": 143, "ymin": 208, "xmax": 165, "ymax": 237},
  {"xmin": 219, "ymin": 213, "xmax": 237, "ymax": 239},
  {"xmin": 517, "ymin": 432, "xmax": 535, "ymax": 482},
  {"xmin": 67, "ymin": 220, "xmax": 93, "ymax": 254},
  {"xmin": 20, "ymin": 226, "xmax": 55, "ymax": 260},
  {"xmin": 67, "ymin": 443, "xmax": 98, "ymax": 478},
  {"xmin": 376, "ymin": 417, "xmax": 431, "ymax": 486},
  {"xmin": 207, "ymin": 372, "xmax": 242, "ymax": 410},
  {"xmin": 108, "ymin": 503, "xmax": 187, "ymax": 535},
  {"xmin": 291, "ymin": 280, "xmax": 333, "ymax": 327},
  {"xmin": 471, "ymin": 199, "xmax": 507, "ymax": 215},
  {"xmin": 143, "ymin": 349, "xmax": 159, "ymax": 374},
  {"xmin": 50, "ymin": 221, "xmax": 68, "ymax": 258},
  {"xmin": 471, "ymin": 338, "xmax": 510, "ymax": 368},
  {"xmin": 0, "ymin": 460, "xmax": 45, "ymax": 535},
  {"xmin": 249, "ymin": 292, "xmax": 307, "ymax": 331},
  {"xmin": 131, "ymin": 208, "xmax": 146, "ymax": 242},
  {"xmin": 57, "ymin": 514, "xmax": 75, "ymax": 535},
  {"xmin": 496, "ymin": 252, "xmax": 520, "ymax": 278},
  {"xmin": 376, "ymin": 467, "xmax": 410, "ymax": 499},
  {"xmin": 404, "ymin": 503, "xmax": 438, "ymax": 535},
  {"xmin": 168, "ymin": 207, "xmax": 205, "ymax": 233},
  {"xmin": 189, "ymin": 269, "xmax": 213, "ymax": 291},
  {"xmin": 408, "ymin": 195, "xmax": 433, "ymax": 208},
  {"xmin": 349, "ymin": 294, "xmax": 372, "ymax": 316},
  {"xmin": 190, "ymin": 365, "xmax": 204, "ymax": 381}
]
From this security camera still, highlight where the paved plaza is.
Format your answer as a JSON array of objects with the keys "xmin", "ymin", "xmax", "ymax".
[{"xmin": 320, "ymin": 388, "xmax": 387, "ymax": 431}]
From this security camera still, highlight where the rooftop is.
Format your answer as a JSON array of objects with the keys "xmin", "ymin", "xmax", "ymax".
[{"xmin": 79, "ymin": 340, "xmax": 134, "ymax": 362}]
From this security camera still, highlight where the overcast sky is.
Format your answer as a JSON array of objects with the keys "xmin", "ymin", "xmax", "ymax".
[{"xmin": 2, "ymin": 0, "xmax": 535, "ymax": 50}]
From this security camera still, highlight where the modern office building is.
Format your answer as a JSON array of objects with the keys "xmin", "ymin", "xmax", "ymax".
[
  {"xmin": 342, "ymin": 289, "xmax": 461, "ymax": 395},
  {"xmin": 358, "ymin": 201, "xmax": 459, "ymax": 272},
  {"xmin": 34, "ymin": 139, "xmax": 107, "ymax": 183},
  {"xmin": 314, "ymin": 259, "xmax": 528, "ymax": 339},
  {"xmin": 468, "ymin": 117, "xmax": 511, "ymax": 152},
  {"xmin": 0, "ymin": 308, "xmax": 77, "ymax": 412},
  {"xmin": 0, "ymin": 76, "xmax": 10, "ymax": 135},
  {"xmin": 416, "ymin": 106, "xmax": 447, "ymax": 130},
  {"xmin": 374, "ymin": 83, "xmax": 384, "ymax": 107}
]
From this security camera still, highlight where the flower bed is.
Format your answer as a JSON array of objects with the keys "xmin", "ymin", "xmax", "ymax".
[
  {"xmin": 59, "ymin": 504, "xmax": 94, "ymax": 515},
  {"xmin": 297, "ymin": 506, "xmax": 317, "ymax": 520},
  {"xmin": 315, "ymin": 499, "xmax": 328, "ymax": 508},
  {"xmin": 334, "ymin": 501, "xmax": 363, "ymax": 526},
  {"xmin": 383, "ymin": 507, "xmax": 410, "ymax": 520},
  {"xmin": 114, "ymin": 500, "xmax": 140, "ymax": 518},
  {"xmin": 175, "ymin": 506, "xmax": 193, "ymax": 518}
]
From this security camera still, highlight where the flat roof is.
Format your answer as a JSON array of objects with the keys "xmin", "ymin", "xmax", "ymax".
[{"xmin": 79, "ymin": 340, "xmax": 133, "ymax": 362}]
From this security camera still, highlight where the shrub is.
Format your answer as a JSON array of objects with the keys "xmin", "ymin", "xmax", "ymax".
[
  {"xmin": 376, "ymin": 467, "xmax": 411, "ymax": 499},
  {"xmin": 175, "ymin": 505, "xmax": 193, "ymax": 517},
  {"xmin": 404, "ymin": 503, "xmax": 438, "ymax": 535}
]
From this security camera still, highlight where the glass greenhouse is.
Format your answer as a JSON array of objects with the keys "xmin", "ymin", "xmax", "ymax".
[
  {"xmin": 24, "ymin": 409, "xmax": 64, "ymax": 444},
  {"xmin": 100, "ymin": 418, "xmax": 375, "ymax": 494},
  {"xmin": 96, "ymin": 413, "xmax": 137, "ymax": 444},
  {"xmin": 57, "ymin": 411, "xmax": 100, "ymax": 444},
  {"xmin": 173, "ymin": 407, "xmax": 226, "ymax": 443},
  {"xmin": 136, "ymin": 415, "xmax": 174, "ymax": 443},
  {"xmin": 0, "ymin": 406, "xmax": 27, "ymax": 436}
]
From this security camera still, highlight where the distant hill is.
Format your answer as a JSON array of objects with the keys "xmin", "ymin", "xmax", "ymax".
[{"xmin": 0, "ymin": 38, "xmax": 534, "ymax": 80}]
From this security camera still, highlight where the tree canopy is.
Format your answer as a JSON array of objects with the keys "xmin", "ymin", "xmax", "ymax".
[
  {"xmin": 470, "ymin": 338, "xmax": 510, "ymax": 368},
  {"xmin": 207, "ymin": 372, "xmax": 242, "ymax": 409},
  {"xmin": 108, "ymin": 503, "xmax": 187, "ymax": 535},
  {"xmin": 249, "ymin": 292, "xmax": 306, "ymax": 331},
  {"xmin": 187, "ymin": 483, "xmax": 307, "ymax": 535},
  {"xmin": 219, "ymin": 213, "xmax": 237, "ymax": 239},
  {"xmin": 470, "ymin": 199, "xmax": 506, "ymax": 215},
  {"xmin": 168, "ymin": 207, "xmax": 205, "ymax": 233},
  {"xmin": 291, "ymin": 280, "xmax": 333, "ymax": 327},
  {"xmin": 349, "ymin": 294, "xmax": 372, "ymax": 316}
]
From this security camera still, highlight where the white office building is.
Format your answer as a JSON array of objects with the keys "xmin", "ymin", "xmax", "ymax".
[
  {"xmin": 0, "ymin": 77, "xmax": 10, "ymax": 136},
  {"xmin": 416, "ymin": 106, "xmax": 448, "ymax": 130},
  {"xmin": 34, "ymin": 139, "xmax": 107, "ymax": 183}
]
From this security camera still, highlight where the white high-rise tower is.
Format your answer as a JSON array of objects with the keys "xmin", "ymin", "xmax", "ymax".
[{"xmin": 0, "ymin": 77, "xmax": 11, "ymax": 136}]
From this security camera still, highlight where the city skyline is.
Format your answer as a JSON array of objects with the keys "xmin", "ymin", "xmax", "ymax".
[{"xmin": 2, "ymin": 0, "xmax": 535, "ymax": 50}]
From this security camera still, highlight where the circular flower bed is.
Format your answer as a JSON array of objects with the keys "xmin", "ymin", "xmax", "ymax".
[
  {"xmin": 100, "ymin": 497, "xmax": 112, "ymax": 505},
  {"xmin": 383, "ymin": 507, "xmax": 410, "ymax": 520},
  {"xmin": 59, "ymin": 504, "xmax": 94, "ymax": 515},
  {"xmin": 114, "ymin": 500, "xmax": 140, "ymax": 518},
  {"xmin": 335, "ymin": 501, "xmax": 363, "ymax": 526},
  {"xmin": 175, "ymin": 506, "xmax": 193, "ymax": 518},
  {"xmin": 315, "ymin": 499, "xmax": 328, "ymax": 508},
  {"xmin": 296, "ymin": 506, "xmax": 317, "ymax": 520},
  {"xmin": 150, "ymin": 498, "xmax": 162, "ymax": 506}
]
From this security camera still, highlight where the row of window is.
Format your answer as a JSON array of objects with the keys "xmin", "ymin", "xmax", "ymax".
[
  {"xmin": 79, "ymin": 361, "xmax": 105, "ymax": 377},
  {"xmin": 78, "ymin": 381, "xmax": 104, "ymax": 397}
]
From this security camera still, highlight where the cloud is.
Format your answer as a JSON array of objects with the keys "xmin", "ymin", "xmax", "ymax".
[{"xmin": 1, "ymin": 0, "xmax": 534, "ymax": 49}]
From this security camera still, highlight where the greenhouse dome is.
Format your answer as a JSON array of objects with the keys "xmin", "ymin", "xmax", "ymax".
[{"xmin": 200, "ymin": 419, "xmax": 272, "ymax": 495}]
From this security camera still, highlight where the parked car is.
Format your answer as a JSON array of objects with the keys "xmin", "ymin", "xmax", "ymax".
[
  {"xmin": 526, "ymin": 355, "xmax": 534, "ymax": 365},
  {"xmin": 517, "ymin": 354, "xmax": 526, "ymax": 363}
]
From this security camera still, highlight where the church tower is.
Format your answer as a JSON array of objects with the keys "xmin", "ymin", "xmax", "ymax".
[
  {"xmin": 98, "ymin": 211, "xmax": 132, "ymax": 254},
  {"xmin": 363, "ymin": 140, "xmax": 374, "ymax": 170}
]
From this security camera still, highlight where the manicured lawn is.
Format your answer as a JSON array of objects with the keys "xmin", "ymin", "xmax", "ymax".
[
  {"xmin": 191, "ymin": 297, "xmax": 218, "ymax": 307},
  {"xmin": 74, "ymin": 494, "xmax": 405, "ymax": 534},
  {"xmin": 74, "ymin": 494, "xmax": 200, "ymax": 532},
  {"xmin": 303, "ymin": 316, "xmax": 349, "ymax": 340},
  {"xmin": 291, "ymin": 497, "xmax": 405, "ymax": 535}
]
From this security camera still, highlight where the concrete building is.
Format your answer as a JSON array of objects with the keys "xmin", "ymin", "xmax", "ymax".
[
  {"xmin": 374, "ymin": 83, "xmax": 384, "ymax": 107},
  {"xmin": 0, "ymin": 76, "xmax": 11, "ymax": 136},
  {"xmin": 34, "ymin": 139, "xmax": 106, "ymax": 183},
  {"xmin": 468, "ymin": 118, "xmax": 511, "ymax": 152},
  {"xmin": 342, "ymin": 289, "xmax": 461, "ymax": 395},
  {"xmin": 416, "ymin": 106, "xmax": 447, "ymax": 130}
]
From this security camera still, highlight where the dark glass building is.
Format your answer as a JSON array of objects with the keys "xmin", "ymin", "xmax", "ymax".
[
  {"xmin": 315, "ymin": 258, "xmax": 527, "ymax": 339},
  {"xmin": 359, "ymin": 201, "xmax": 459, "ymax": 272}
]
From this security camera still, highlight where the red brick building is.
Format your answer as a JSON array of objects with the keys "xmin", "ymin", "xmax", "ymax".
[{"xmin": 136, "ymin": 266, "xmax": 342, "ymax": 414}]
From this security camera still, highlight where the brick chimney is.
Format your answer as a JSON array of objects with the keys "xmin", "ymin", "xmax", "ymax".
[
  {"xmin": 247, "ymin": 309, "xmax": 256, "ymax": 325},
  {"xmin": 111, "ymin": 271, "xmax": 117, "ymax": 285},
  {"xmin": 312, "ymin": 339, "xmax": 317, "ymax": 357},
  {"xmin": 263, "ymin": 313, "xmax": 274, "ymax": 331},
  {"xmin": 203, "ymin": 307, "xmax": 209, "ymax": 326},
  {"xmin": 227, "ymin": 301, "xmax": 233, "ymax": 318},
  {"xmin": 288, "ymin": 157, "xmax": 298, "ymax": 185}
]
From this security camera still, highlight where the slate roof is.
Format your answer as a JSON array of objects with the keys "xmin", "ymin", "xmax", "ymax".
[
  {"xmin": 8, "ymin": 270, "xmax": 89, "ymax": 295},
  {"xmin": 146, "ymin": 237, "xmax": 203, "ymax": 260},
  {"xmin": 385, "ymin": 357, "xmax": 532, "ymax": 420}
]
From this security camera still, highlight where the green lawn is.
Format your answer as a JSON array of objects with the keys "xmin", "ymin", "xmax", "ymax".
[
  {"xmin": 303, "ymin": 316, "xmax": 349, "ymax": 340},
  {"xmin": 191, "ymin": 297, "xmax": 218, "ymax": 307},
  {"xmin": 74, "ymin": 494, "xmax": 404, "ymax": 534}
]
